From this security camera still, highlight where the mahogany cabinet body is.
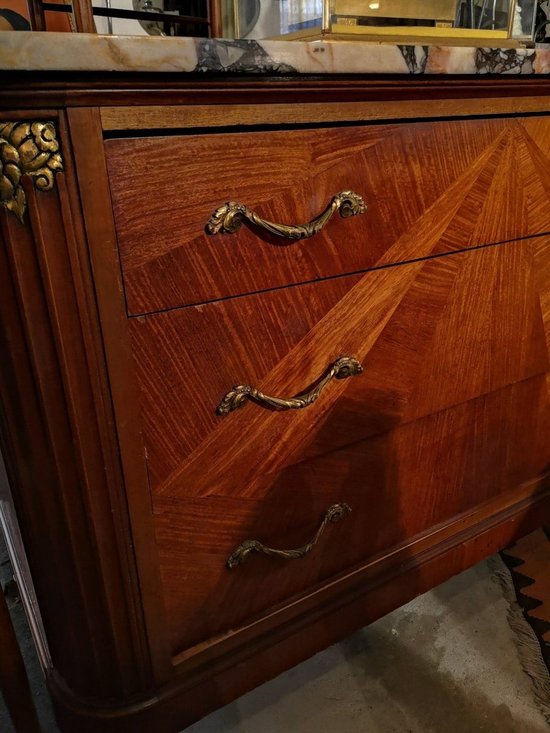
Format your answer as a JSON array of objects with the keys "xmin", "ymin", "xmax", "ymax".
[{"xmin": 1, "ymin": 74, "xmax": 550, "ymax": 732}]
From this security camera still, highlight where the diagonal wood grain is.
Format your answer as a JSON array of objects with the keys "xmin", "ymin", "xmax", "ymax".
[
  {"xmin": 149, "ymin": 205, "xmax": 465, "ymax": 497},
  {"xmin": 106, "ymin": 124, "xmax": 390, "ymax": 270},
  {"xmin": 133, "ymin": 145, "xmax": 522, "ymax": 498},
  {"xmin": 155, "ymin": 376, "xmax": 550, "ymax": 655},
  {"xmin": 118, "ymin": 119, "xmax": 550, "ymax": 660},
  {"xmin": 106, "ymin": 118, "xmax": 542, "ymax": 313},
  {"xmin": 405, "ymin": 240, "xmax": 549, "ymax": 419}
]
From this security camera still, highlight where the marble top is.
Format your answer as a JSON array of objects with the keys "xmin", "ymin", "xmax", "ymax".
[{"xmin": 2, "ymin": 32, "xmax": 550, "ymax": 75}]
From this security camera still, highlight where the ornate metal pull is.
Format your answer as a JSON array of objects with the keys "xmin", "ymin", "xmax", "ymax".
[
  {"xmin": 227, "ymin": 503, "xmax": 352, "ymax": 569},
  {"xmin": 217, "ymin": 355, "xmax": 363, "ymax": 416},
  {"xmin": 206, "ymin": 190, "xmax": 367, "ymax": 240}
]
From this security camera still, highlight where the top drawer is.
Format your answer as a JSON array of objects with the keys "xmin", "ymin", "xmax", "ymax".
[{"xmin": 105, "ymin": 116, "xmax": 550, "ymax": 315}]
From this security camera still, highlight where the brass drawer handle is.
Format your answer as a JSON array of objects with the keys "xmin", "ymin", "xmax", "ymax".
[
  {"xmin": 227, "ymin": 503, "xmax": 352, "ymax": 569},
  {"xmin": 206, "ymin": 190, "xmax": 367, "ymax": 240},
  {"xmin": 217, "ymin": 355, "xmax": 363, "ymax": 415}
]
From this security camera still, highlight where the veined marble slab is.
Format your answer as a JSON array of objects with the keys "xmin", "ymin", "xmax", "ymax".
[{"xmin": 1, "ymin": 31, "xmax": 550, "ymax": 74}]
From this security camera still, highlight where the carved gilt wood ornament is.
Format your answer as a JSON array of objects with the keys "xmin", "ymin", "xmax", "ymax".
[{"xmin": 0, "ymin": 121, "xmax": 64, "ymax": 222}]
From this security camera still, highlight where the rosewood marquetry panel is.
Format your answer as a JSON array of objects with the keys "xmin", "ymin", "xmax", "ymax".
[
  {"xmin": 107, "ymin": 116, "xmax": 550, "ymax": 314},
  {"xmin": 126, "ymin": 235, "xmax": 550, "ymax": 655}
]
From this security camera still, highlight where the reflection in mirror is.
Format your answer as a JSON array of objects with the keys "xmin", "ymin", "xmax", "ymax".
[
  {"xmin": 224, "ymin": 0, "xmax": 323, "ymax": 38},
  {"xmin": 91, "ymin": 0, "xmax": 541, "ymax": 42},
  {"xmin": 93, "ymin": 0, "xmax": 212, "ymax": 35},
  {"xmin": 324, "ymin": 0, "xmax": 537, "ymax": 41}
]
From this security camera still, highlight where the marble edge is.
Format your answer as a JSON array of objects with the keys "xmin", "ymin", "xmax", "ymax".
[{"xmin": 2, "ymin": 32, "xmax": 550, "ymax": 74}]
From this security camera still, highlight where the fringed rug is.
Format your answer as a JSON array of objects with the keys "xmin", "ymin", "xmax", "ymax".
[{"xmin": 500, "ymin": 528, "xmax": 550, "ymax": 724}]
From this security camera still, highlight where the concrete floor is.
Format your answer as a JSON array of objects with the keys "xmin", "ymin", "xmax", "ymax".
[{"xmin": 1, "ymin": 544, "xmax": 549, "ymax": 733}]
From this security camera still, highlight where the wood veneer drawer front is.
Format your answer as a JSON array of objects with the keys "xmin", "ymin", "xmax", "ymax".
[
  {"xmin": 106, "ymin": 116, "xmax": 550, "ymax": 315},
  {"xmin": 134, "ymin": 235, "xmax": 550, "ymax": 654},
  {"xmin": 155, "ymin": 375, "xmax": 550, "ymax": 656},
  {"xmin": 131, "ymin": 237, "xmax": 550, "ymax": 498}
]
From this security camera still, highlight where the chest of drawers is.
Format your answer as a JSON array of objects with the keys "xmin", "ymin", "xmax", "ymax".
[{"xmin": 1, "ymin": 75, "xmax": 550, "ymax": 732}]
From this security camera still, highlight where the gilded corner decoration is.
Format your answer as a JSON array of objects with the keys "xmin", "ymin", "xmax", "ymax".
[{"xmin": 0, "ymin": 121, "xmax": 64, "ymax": 222}]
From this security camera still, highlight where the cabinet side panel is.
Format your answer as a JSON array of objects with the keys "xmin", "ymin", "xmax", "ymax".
[
  {"xmin": 65, "ymin": 106, "xmax": 172, "ymax": 685},
  {"xmin": 0, "ymin": 112, "xmax": 157, "ymax": 702}
]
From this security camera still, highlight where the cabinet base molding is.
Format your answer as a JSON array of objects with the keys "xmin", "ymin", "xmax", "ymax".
[{"xmin": 49, "ymin": 481, "xmax": 550, "ymax": 733}]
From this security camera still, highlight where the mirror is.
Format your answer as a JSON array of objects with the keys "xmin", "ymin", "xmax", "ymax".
[{"xmin": 91, "ymin": 0, "xmax": 542, "ymax": 43}]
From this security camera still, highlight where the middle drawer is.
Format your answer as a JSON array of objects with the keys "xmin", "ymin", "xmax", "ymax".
[{"xmin": 106, "ymin": 115, "xmax": 550, "ymax": 315}]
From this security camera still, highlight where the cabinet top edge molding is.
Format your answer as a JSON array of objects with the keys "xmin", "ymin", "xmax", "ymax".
[{"xmin": 3, "ymin": 32, "xmax": 550, "ymax": 76}]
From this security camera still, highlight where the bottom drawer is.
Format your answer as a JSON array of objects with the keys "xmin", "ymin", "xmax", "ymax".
[{"xmin": 154, "ymin": 374, "xmax": 550, "ymax": 655}]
